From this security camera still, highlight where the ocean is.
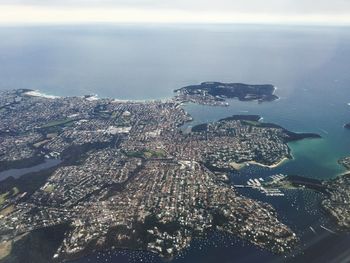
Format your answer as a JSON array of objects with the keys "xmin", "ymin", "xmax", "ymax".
[{"xmin": 1, "ymin": 24, "xmax": 350, "ymax": 263}]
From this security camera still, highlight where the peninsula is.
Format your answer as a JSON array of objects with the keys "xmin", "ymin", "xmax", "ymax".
[
  {"xmin": 261, "ymin": 160, "xmax": 350, "ymax": 231},
  {"xmin": 0, "ymin": 87, "xmax": 319, "ymax": 262},
  {"xmin": 191, "ymin": 115, "xmax": 320, "ymax": 171},
  {"xmin": 322, "ymin": 158, "xmax": 350, "ymax": 229}
]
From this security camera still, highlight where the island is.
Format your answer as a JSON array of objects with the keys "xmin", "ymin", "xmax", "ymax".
[
  {"xmin": 174, "ymin": 82, "xmax": 279, "ymax": 106},
  {"xmin": 0, "ymin": 87, "xmax": 320, "ymax": 262}
]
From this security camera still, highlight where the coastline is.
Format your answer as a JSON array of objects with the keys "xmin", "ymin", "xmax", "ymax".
[
  {"xmin": 24, "ymin": 88, "xmax": 174, "ymax": 104},
  {"xmin": 1, "ymin": 25, "xmax": 350, "ymax": 263},
  {"xmin": 24, "ymin": 90, "xmax": 60, "ymax": 99},
  {"xmin": 21, "ymin": 88, "xmax": 313, "ymax": 178},
  {"xmin": 250, "ymin": 157, "xmax": 290, "ymax": 169},
  {"xmin": 230, "ymin": 157, "xmax": 290, "ymax": 171}
]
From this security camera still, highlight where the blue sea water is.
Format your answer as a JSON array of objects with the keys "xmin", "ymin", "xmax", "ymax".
[{"xmin": 1, "ymin": 24, "xmax": 350, "ymax": 262}]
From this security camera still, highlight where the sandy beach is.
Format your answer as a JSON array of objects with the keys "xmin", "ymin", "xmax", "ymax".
[
  {"xmin": 24, "ymin": 90, "xmax": 60, "ymax": 99},
  {"xmin": 230, "ymin": 157, "xmax": 290, "ymax": 171}
]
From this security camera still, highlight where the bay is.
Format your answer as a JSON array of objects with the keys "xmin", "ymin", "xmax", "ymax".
[{"xmin": 1, "ymin": 24, "xmax": 350, "ymax": 263}]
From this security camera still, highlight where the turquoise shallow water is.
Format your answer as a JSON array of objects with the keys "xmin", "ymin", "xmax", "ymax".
[
  {"xmin": 183, "ymin": 87, "xmax": 350, "ymax": 180},
  {"xmin": 287, "ymin": 139, "xmax": 346, "ymax": 179},
  {"xmin": 1, "ymin": 24, "xmax": 350, "ymax": 262}
]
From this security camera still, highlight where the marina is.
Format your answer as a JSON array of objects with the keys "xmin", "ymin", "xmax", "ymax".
[
  {"xmin": 1, "ymin": 24, "xmax": 350, "ymax": 263},
  {"xmin": 234, "ymin": 174, "xmax": 287, "ymax": 197}
]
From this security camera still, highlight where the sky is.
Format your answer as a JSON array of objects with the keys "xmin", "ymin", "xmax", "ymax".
[{"xmin": 0, "ymin": 0, "xmax": 350, "ymax": 25}]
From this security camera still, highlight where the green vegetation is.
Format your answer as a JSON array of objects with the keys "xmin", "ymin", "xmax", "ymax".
[
  {"xmin": 46, "ymin": 133, "xmax": 58, "ymax": 139},
  {"xmin": 191, "ymin": 123, "xmax": 208, "ymax": 132},
  {"xmin": 144, "ymin": 149, "xmax": 167, "ymax": 159},
  {"xmin": 38, "ymin": 119, "xmax": 76, "ymax": 134},
  {"xmin": 111, "ymin": 111, "xmax": 118, "ymax": 119},
  {"xmin": 0, "ymin": 192, "xmax": 9, "ymax": 206},
  {"xmin": 40, "ymin": 118, "xmax": 75, "ymax": 129},
  {"xmin": 263, "ymin": 180, "xmax": 296, "ymax": 190},
  {"xmin": 263, "ymin": 175, "xmax": 327, "ymax": 193},
  {"xmin": 33, "ymin": 140, "xmax": 51, "ymax": 148},
  {"xmin": 12, "ymin": 187, "xmax": 19, "ymax": 196},
  {"xmin": 0, "ymin": 205, "xmax": 15, "ymax": 217},
  {"xmin": 1, "ymin": 224, "xmax": 70, "ymax": 263},
  {"xmin": 0, "ymin": 188, "xmax": 20, "ymax": 207},
  {"xmin": 43, "ymin": 184, "xmax": 55, "ymax": 193},
  {"xmin": 0, "ymin": 240, "xmax": 12, "ymax": 260},
  {"xmin": 124, "ymin": 149, "xmax": 167, "ymax": 159},
  {"xmin": 241, "ymin": 120, "xmax": 261, "ymax": 126}
]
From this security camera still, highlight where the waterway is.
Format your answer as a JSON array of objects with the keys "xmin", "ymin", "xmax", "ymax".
[
  {"xmin": 0, "ymin": 158, "xmax": 61, "ymax": 181},
  {"xmin": 1, "ymin": 24, "xmax": 350, "ymax": 263}
]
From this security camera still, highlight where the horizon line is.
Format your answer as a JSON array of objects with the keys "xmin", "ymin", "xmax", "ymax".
[{"xmin": 0, "ymin": 5, "xmax": 350, "ymax": 26}]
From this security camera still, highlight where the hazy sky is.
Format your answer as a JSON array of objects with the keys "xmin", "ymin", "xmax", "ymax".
[{"xmin": 0, "ymin": 0, "xmax": 350, "ymax": 25}]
